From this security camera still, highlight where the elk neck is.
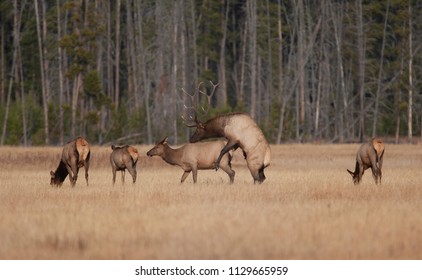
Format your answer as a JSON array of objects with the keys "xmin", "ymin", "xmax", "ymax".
[
  {"xmin": 204, "ymin": 117, "xmax": 226, "ymax": 137},
  {"xmin": 54, "ymin": 161, "xmax": 69, "ymax": 182},
  {"xmin": 162, "ymin": 145, "xmax": 184, "ymax": 167}
]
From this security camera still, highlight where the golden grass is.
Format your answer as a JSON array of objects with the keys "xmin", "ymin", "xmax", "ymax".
[{"xmin": 0, "ymin": 144, "xmax": 422, "ymax": 260}]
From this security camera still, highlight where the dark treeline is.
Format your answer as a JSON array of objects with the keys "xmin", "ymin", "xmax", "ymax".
[{"xmin": 0, "ymin": 0, "xmax": 421, "ymax": 146}]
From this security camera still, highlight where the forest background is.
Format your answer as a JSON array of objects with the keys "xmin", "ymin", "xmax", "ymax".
[{"xmin": 0, "ymin": 0, "xmax": 421, "ymax": 146}]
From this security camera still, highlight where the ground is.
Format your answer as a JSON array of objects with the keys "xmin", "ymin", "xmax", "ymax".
[{"xmin": 0, "ymin": 143, "xmax": 421, "ymax": 259}]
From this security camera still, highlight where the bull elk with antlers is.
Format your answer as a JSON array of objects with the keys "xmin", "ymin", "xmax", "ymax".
[{"xmin": 182, "ymin": 82, "xmax": 270, "ymax": 184}]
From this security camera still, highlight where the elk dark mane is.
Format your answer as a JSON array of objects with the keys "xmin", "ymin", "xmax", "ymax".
[
  {"xmin": 53, "ymin": 161, "xmax": 69, "ymax": 183},
  {"xmin": 205, "ymin": 112, "xmax": 243, "ymax": 124}
]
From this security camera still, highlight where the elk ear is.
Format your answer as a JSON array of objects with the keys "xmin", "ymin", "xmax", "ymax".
[
  {"xmin": 198, "ymin": 122, "xmax": 205, "ymax": 129},
  {"xmin": 159, "ymin": 136, "xmax": 168, "ymax": 145},
  {"xmin": 347, "ymin": 169, "xmax": 354, "ymax": 177}
]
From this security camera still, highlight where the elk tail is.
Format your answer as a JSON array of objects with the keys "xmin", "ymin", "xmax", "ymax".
[
  {"xmin": 372, "ymin": 138, "xmax": 384, "ymax": 162},
  {"xmin": 128, "ymin": 146, "xmax": 139, "ymax": 163},
  {"xmin": 76, "ymin": 138, "xmax": 90, "ymax": 162},
  {"xmin": 263, "ymin": 145, "xmax": 271, "ymax": 168}
]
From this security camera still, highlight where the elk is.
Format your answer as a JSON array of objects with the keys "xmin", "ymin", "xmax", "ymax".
[
  {"xmin": 50, "ymin": 137, "xmax": 90, "ymax": 187},
  {"xmin": 146, "ymin": 136, "xmax": 235, "ymax": 184},
  {"xmin": 110, "ymin": 145, "xmax": 139, "ymax": 185},
  {"xmin": 182, "ymin": 82, "xmax": 270, "ymax": 184},
  {"xmin": 347, "ymin": 138, "xmax": 385, "ymax": 185}
]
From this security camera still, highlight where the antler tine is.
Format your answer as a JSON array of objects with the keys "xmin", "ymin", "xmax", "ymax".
[
  {"xmin": 199, "ymin": 80, "xmax": 220, "ymax": 115},
  {"xmin": 181, "ymin": 87, "xmax": 198, "ymax": 127}
]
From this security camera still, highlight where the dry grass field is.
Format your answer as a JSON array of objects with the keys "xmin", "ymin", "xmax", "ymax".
[{"xmin": 0, "ymin": 143, "xmax": 421, "ymax": 260}]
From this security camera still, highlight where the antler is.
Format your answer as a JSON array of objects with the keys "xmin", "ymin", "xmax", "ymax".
[
  {"xmin": 199, "ymin": 81, "xmax": 219, "ymax": 115},
  {"xmin": 181, "ymin": 81, "xmax": 219, "ymax": 126},
  {"xmin": 181, "ymin": 87, "xmax": 198, "ymax": 127}
]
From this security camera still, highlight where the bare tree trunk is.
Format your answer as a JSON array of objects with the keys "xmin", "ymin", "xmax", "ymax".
[
  {"xmin": 71, "ymin": 73, "xmax": 82, "ymax": 138},
  {"xmin": 275, "ymin": 0, "xmax": 284, "ymax": 144},
  {"xmin": 57, "ymin": 0, "xmax": 64, "ymax": 145},
  {"xmin": 184, "ymin": 0, "xmax": 198, "ymax": 139},
  {"xmin": 41, "ymin": 0, "xmax": 50, "ymax": 105},
  {"xmin": 217, "ymin": 0, "xmax": 229, "ymax": 108},
  {"xmin": 372, "ymin": 0, "xmax": 390, "ymax": 138},
  {"xmin": 115, "ymin": 0, "xmax": 121, "ymax": 108},
  {"xmin": 189, "ymin": 0, "xmax": 198, "ymax": 90},
  {"xmin": 34, "ymin": 0, "xmax": 49, "ymax": 144},
  {"xmin": 0, "ymin": 59, "xmax": 15, "ymax": 145},
  {"xmin": 264, "ymin": 0, "xmax": 273, "ymax": 121},
  {"xmin": 0, "ymin": 24, "xmax": 4, "ymax": 105},
  {"xmin": 247, "ymin": 0, "xmax": 257, "ymax": 119},
  {"xmin": 407, "ymin": 2, "xmax": 413, "ymax": 143},
  {"xmin": 331, "ymin": 1, "xmax": 346, "ymax": 142},
  {"xmin": 395, "ymin": 56, "xmax": 403, "ymax": 144},
  {"xmin": 238, "ymin": 19, "xmax": 247, "ymax": 106},
  {"xmin": 126, "ymin": 0, "xmax": 138, "ymax": 108},
  {"xmin": 357, "ymin": 0, "xmax": 365, "ymax": 142},
  {"xmin": 106, "ymin": 1, "xmax": 113, "ymax": 105},
  {"xmin": 171, "ymin": 1, "xmax": 179, "ymax": 144},
  {"xmin": 297, "ymin": 0, "xmax": 305, "ymax": 132},
  {"xmin": 17, "ymin": 36, "xmax": 27, "ymax": 146},
  {"xmin": 135, "ymin": 0, "xmax": 152, "ymax": 144}
]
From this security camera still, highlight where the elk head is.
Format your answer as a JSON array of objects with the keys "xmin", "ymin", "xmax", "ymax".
[
  {"xmin": 146, "ymin": 136, "xmax": 168, "ymax": 157},
  {"xmin": 50, "ymin": 170, "xmax": 63, "ymax": 187},
  {"xmin": 181, "ymin": 81, "xmax": 219, "ymax": 143},
  {"xmin": 347, "ymin": 169, "xmax": 360, "ymax": 185}
]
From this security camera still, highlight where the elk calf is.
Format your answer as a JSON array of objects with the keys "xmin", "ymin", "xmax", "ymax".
[
  {"xmin": 347, "ymin": 138, "xmax": 385, "ymax": 185},
  {"xmin": 50, "ymin": 137, "xmax": 90, "ymax": 187},
  {"xmin": 110, "ymin": 145, "xmax": 139, "ymax": 185},
  {"xmin": 146, "ymin": 136, "xmax": 235, "ymax": 184}
]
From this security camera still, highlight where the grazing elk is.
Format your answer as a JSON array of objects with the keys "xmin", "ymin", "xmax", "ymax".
[
  {"xmin": 146, "ymin": 136, "xmax": 235, "ymax": 184},
  {"xmin": 110, "ymin": 145, "xmax": 139, "ymax": 185},
  {"xmin": 182, "ymin": 82, "xmax": 270, "ymax": 184},
  {"xmin": 347, "ymin": 138, "xmax": 385, "ymax": 185},
  {"xmin": 50, "ymin": 137, "xmax": 90, "ymax": 187}
]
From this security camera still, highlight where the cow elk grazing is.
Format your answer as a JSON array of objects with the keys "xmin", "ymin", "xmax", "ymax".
[
  {"xmin": 146, "ymin": 136, "xmax": 235, "ymax": 184},
  {"xmin": 110, "ymin": 145, "xmax": 139, "ymax": 185},
  {"xmin": 347, "ymin": 138, "xmax": 385, "ymax": 185},
  {"xmin": 182, "ymin": 82, "xmax": 270, "ymax": 184},
  {"xmin": 50, "ymin": 137, "xmax": 90, "ymax": 187}
]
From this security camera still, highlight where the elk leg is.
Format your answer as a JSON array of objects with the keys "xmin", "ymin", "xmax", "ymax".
[
  {"xmin": 69, "ymin": 161, "xmax": 79, "ymax": 187},
  {"xmin": 357, "ymin": 162, "xmax": 364, "ymax": 184},
  {"xmin": 121, "ymin": 170, "xmax": 125, "ymax": 184},
  {"xmin": 220, "ymin": 164, "xmax": 235, "ymax": 184},
  {"xmin": 180, "ymin": 171, "xmax": 190, "ymax": 183},
  {"xmin": 378, "ymin": 153, "xmax": 384, "ymax": 184},
  {"xmin": 126, "ymin": 165, "xmax": 137, "ymax": 184},
  {"xmin": 112, "ymin": 167, "xmax": 117, "ymax": 185},
  {"xmin": 84, "ymin": 161, "xmax": 89, "ymax": 186},
  {"xmin": 192, "ymin": 167, "xmax": 198, "ymax": 183},
  {"xmin": 215, "ymin": 141, "xmax": 239, "ymax": 170},
  {"xmin": 65, "ymin": 164, "xmax": 74, "ymax": 185},
  {"xmin": 371, "ymin": 167, "xmax": 379, "ymax": 184}
]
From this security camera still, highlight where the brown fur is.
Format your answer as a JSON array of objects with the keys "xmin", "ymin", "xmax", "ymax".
[
  {"xmin": 189, "ymin": 113, "xmax": 270, "ymax": 184},
  {"xmin": 347, "ymin": 138, "xmax": 385, "ymax": 185},
  {"xmin": 146, "ymin": 136, "xmax": 235, "ymax": 184},
  {"xmin": 50, "ymin": 137, "xmax": 90, "ymax": 187},
  {"xmin": 110, "ymin": 145, "xmax": 139, "ymax": 185}
]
